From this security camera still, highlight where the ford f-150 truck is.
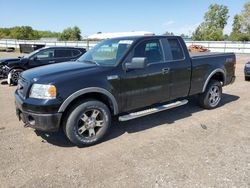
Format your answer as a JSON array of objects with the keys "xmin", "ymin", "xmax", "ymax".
[{"xmin": 15, "ymin": 36, "xmax": 236, "ymax": 146}]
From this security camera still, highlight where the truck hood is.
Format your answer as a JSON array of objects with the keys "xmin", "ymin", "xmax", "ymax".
[{"xmin": 21, "ymin": 61, "xmax": 99, "ymax": 82}]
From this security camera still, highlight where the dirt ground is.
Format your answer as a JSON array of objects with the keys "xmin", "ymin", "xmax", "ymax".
[{"xmin": 0, "ymin": 52, "xmax": 249, "ymax": 188}]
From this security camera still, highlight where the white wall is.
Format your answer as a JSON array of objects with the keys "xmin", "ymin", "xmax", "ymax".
[
  {"xmin": 0, "ymin": 39, "xmax": 98, "ymax": 50},
  {"xmin": 185, "ymin": 41, "xmax": 250, "ymax": 53},
  {"xmin": 1, "ymin": 39, "xmax": 250, "ymax": 54}
]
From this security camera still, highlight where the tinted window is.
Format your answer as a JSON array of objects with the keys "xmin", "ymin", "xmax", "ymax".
[
  {"xmin": 55, "ymin": 49, "xmax": 72, "ymax": 58},
  {"xmin": 72, "ymin": 49, "xmax": 81, "ymax": 57},
  {"xmin": 36, "ymin": 49, "xmax": 55, "ymax": 59},
  {"xmin": 168, "ymin": 39, "xmax": 184, "ymax": 60},
  {"xmin": 133, "ymin": 39, "xmax": 163, "ymax": 63}
]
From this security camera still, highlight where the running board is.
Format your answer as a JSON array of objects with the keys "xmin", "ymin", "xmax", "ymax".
[{"xmin": 119, "ymin": 99, "xmax": 188, "ymax": 121}]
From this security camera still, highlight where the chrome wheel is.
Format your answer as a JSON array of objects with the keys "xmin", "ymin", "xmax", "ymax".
[
  {"xmin": 208, "ymin": 85, "xmax": 221, "ymax": 107},
  {"xmin": 11, "ymin": 70, "xmax": 21, "ymax": 84},
  {"xmin": 77, "ymin": 109, "xmax": 105, "ymax": 138}
]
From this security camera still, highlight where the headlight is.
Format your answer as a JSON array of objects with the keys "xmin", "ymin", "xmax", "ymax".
[
  {"xmin": 245, "ymin": 64, "xmax": 250, "ymax": 68},
  {"xmin": 29, "ymin": 84, "xmax": 57, "ymax": 99}
]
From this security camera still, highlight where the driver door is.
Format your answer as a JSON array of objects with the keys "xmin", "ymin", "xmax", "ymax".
[
  {"xmin": 118, "ymin": 39, "xmax": 170, "ymax": 111},
  {"xmin": 29, "ymin": 49, "xmax": 56, "ymax": 68}
]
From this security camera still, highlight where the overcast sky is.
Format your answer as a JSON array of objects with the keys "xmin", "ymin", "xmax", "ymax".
[{"xmin": 0, "ymin": 0, "xmax": 248, "ymax": 36}]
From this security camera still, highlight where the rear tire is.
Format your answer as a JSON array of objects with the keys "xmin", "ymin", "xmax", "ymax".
[
  {"xmin": 245, "ymin": 76, "xmax": 250, "ymax": 81},
  {"xmin": 63, "ymin": 100, "xmax": 111, "ymax": 146},
  {"xmin": 199, "ymin": 80, "xmax": 222, "ymax": 109}
]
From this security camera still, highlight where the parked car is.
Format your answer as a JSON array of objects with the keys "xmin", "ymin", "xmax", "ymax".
[
  {"xmin": 244, "ymin": 61, "xmax": 250, "ymax": 81},
  {"xmin": 0, "ymin": 46, "xmax": 86, "ymax": 85},
  {"xmin": 15, "ymin": 36, "xmax": 236, "ymax": 146}
]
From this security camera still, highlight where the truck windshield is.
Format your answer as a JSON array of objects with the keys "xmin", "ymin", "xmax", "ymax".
[{"xmin": 77, "ymin": 38, "xmax": 134, "ymax": 66}]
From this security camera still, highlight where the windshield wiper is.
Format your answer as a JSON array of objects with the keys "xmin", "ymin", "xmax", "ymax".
[{"xmin": 81, "ymin": 60, "xmax": 100, "ymax": 66}]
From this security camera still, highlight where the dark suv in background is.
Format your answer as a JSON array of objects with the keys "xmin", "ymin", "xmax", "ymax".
[
  {"xmin": 245, "ymin": 61, "xmax": 250, "ymax": 81},
  {"xmin": 0, "ymin": 46, "xmax": 86, "ymax": 85}
]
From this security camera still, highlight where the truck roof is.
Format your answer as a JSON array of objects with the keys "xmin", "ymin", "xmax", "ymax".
[{"xmin": 105, "ymin": 35, "xmax": 180, "ymax": 41}]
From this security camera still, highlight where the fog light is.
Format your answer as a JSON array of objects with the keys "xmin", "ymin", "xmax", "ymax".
[{"xmin": 28, "ymin": 116, "xmax": 35, "ymax": 126}]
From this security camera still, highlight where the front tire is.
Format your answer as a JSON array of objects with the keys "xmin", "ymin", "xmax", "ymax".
[
  {"xmin": 199, "ymin": 80, "xmax": 222, "ymax": 109},
  {"xmin": 64, "ymin": 100, "xmax": 111, "ymax": 146},
  {"xmin": 7, "ymin": 69, "xmax": 23, "ymax": 86}
]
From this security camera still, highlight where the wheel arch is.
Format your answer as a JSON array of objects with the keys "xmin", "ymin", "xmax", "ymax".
[
  {"xmin": 58, "ymin": 87, "xmax": 119, "ymax": 115},
  {"xmin": 9, "ymin": 67, "xmax": 25, "ymax": 72},
  {"xmin": 202, "ymin": 69, "xmax": 226, "ymax": 92}
]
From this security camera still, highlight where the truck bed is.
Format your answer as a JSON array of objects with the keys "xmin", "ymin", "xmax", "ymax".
[
  {"xmin": 190, "ymin": 52, "xmax": 234, "ymax": 59},
  {"xmin": 188, "ymin": 51, "xmax": 236, "ymax": 96}
]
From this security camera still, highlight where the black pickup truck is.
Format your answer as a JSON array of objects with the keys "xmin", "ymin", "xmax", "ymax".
[
  {"xmin": 0, "ymin": 46, "xmax": 86, "ymax": 85},
  {"xmin": 15, "ymin": 36, "xmax": 236, "ymax": 146}
]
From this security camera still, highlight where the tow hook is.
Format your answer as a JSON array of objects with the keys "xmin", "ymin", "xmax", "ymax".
[
  {"xmin": 18, "ymin": 112, "xmax": 30, "ymax": 127},
  {"xmin": 24, "ymin": 123, "xmax": 30, "ymax": 128}
]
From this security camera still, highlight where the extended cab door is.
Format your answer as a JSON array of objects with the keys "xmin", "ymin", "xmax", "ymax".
[
  {"xmin": 119, "ymin": 38, "xmax": 170, "ymax": 111},
  {"xmin": 162, "ymin": 37, "xmax": 191, "ymax": 99}
]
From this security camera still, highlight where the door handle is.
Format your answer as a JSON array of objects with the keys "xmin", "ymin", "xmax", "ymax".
[
  {"xmin": 70, "ymin": 59, "xmax": 76, "ymax": 61},
  {"xmin": 49, "ymin": 61, "xmax": 55, "ymax": 63},
  {"xmin": 162, "ymin": 68, "xmax": 170, "ymax": 74}
]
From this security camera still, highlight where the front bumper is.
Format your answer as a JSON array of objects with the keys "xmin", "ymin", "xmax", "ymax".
[{"xmin": 15, "ymin": 93, "xmax": 62, "ymax": 132}]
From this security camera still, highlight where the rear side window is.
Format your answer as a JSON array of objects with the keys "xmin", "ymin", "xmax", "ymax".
[
  {"xmin": 55, "ymin": 49, "xmax": 72, "ymax": 58},
  {"xmin": 168, "ymin": 39, "xmax": 184, "ymax": 60},
  {"xmin": 72, "ymin": 49, "xmax": 81, "ymax": 57}
]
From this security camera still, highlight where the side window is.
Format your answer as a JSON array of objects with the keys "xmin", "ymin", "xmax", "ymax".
[
  {"xmin": 133, "ymin": 39, "xmax": 163, "ymax": 64},
  {"xmin": 72, "ymin": 49, "xmax": 81, "ymax": 57},
  {"xmin": 168, "ymin": 39, "xmax": 184, "ymax": 60},
  {"xmin": 55, "ymin": 49, "xmax": 72, "ymax": 58},
  {"xmin": 36, "ymin": 49, "xmax": 55, "ymax": 59}
]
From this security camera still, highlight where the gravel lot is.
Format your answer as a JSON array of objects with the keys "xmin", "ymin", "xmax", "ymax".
[{"xmin": 0, "ymin": 52, "xmax": 249, "ymax": 187}]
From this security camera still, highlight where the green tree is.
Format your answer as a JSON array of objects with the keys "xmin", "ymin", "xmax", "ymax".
[
  {"xmin": 163, "ymin": 31, "xmax": 174, "ymax": 36},
  {"xmin": 192, "ymin": 23, "xmax": 208, "ymax": 40},
  {"xmin": 230, "ymin": 15, "xmax": 243, "ymax": 40},
  {"xmin": 204, "ymin": 4, "xmax": 229, "ymax": 29},
  {"xmin": 192, "ymin": 4, "xmax": 229, "ymax": 41},
  {"xmin": 60, "ymin": 26, "xmax": 81, "ymax": 41},
  {"xmin": 0, "ymin": 28, "xmax": 11, "ymax": 39},
  {"xmin": 0, "ymin": 26, "xmax": 74, "ymax": 40},
  {"xmin": 10, "ymin": 26, "xmax": 39, "ymax": 40},
  {"xmin": 37, "ymin": 30, "xmax": 61, "ymax": 38},
  {"xmin": 241, "ymin": 2, "xmax": 250, "ymax": 33},
  {"xmin": 229, "ymin": 2, "xmax": 250, "ymax": 41},
  {"xmin": 180, "ymin": 33, "xmax": 189, "ymax": 38}
]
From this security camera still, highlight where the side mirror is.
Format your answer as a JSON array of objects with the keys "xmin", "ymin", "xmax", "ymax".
[{"xmin": 125, "ymin": 57, "xmax": 147, "ymax": 70}]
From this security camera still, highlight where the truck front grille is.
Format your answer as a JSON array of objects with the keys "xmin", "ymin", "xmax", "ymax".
[{"xmin": 17, "ymin": 76, "xmax": 29, "ymax": 99}]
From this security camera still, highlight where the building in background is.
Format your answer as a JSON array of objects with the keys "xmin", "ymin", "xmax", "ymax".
[{"xmin": 87, "ymin": 31, "xmax": 154, "ymax": 40}]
